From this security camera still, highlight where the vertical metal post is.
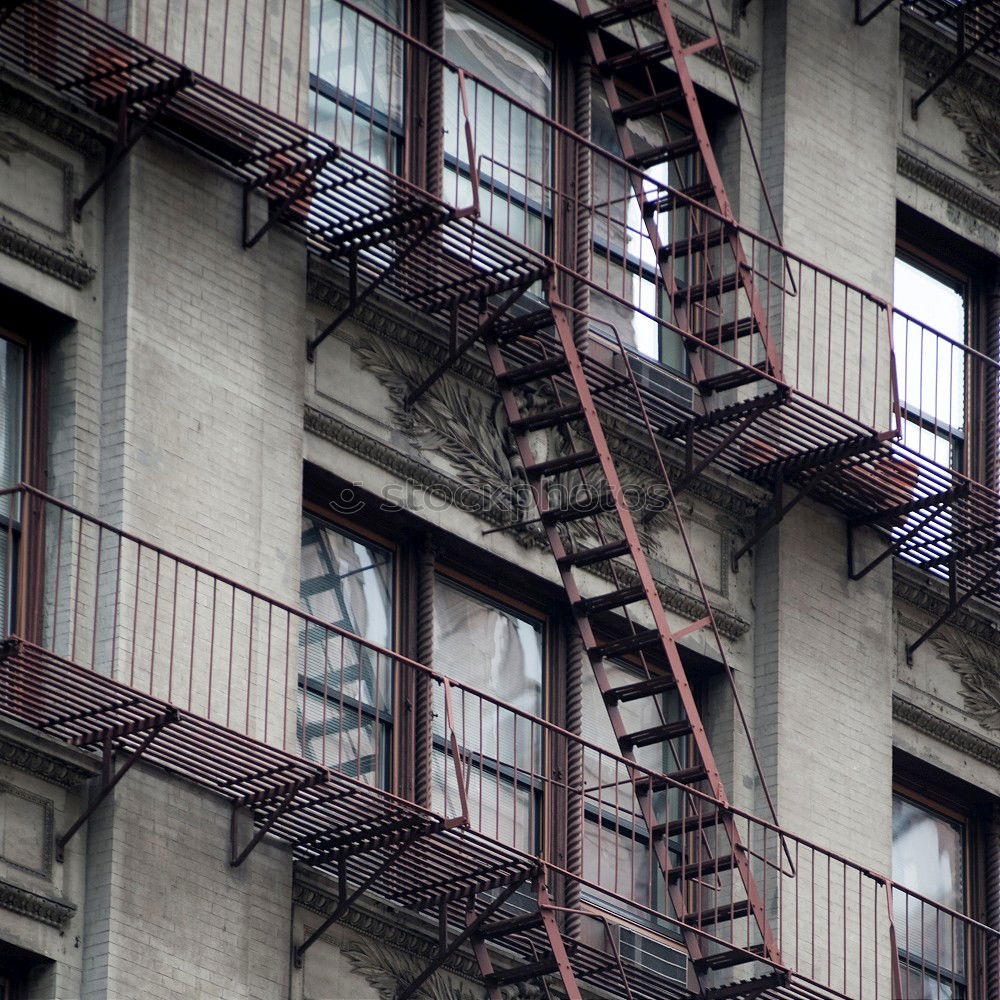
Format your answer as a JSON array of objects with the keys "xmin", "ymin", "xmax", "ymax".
[
  {"xmin": 987, "ymin": 806, "xmax": 1000, "ymax": 1000},
  {"xmin": 414, "ymin": 534, "xmax": 435, "ymax": 807},
  {"xmin": 572, "ymin": 51, "xmax": 591, "ymax": 355},
  {"xmin": 563, "ymin": 629, "xmax": 584, "ymax": 939}
]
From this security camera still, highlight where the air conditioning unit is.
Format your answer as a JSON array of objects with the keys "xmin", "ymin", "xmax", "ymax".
[{"xmin": 617, "ymin": 925, "xmax": 689, "ymax": 986}]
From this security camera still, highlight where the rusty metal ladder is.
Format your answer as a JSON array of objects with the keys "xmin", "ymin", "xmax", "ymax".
[
  {"xmin": 483, "ymin": 281, "xmax": 785, "ymax": 993},
  {"xmin": 577, "ymin": 0, "xmax": 784, "ymax": 397}
]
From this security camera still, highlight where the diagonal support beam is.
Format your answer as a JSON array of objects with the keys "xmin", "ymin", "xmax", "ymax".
[
  {"xmin": 306, "ymin": 217, "xmax": 447, "ymax": 361},
  {"xmin": 230, "ymin": 770, "xmax": 329, "ymax": 867},
  {"xmin": 242, "ymin": 151, "xmax": 336, "ymax": 249},
  {"xmin": 911, "ymin": 13, "xmax": 1000, "ymax": 116},
  {"xmin": 55, "ymin": 708, "xmax": 179, "ymax": 861},
  {"xmin": 395, "ymin": 875, "xmax": 530, "ymax": 1000},
  {"xmin": 73, "ymin": 68, "xmax": 194, "ymax": 221}
]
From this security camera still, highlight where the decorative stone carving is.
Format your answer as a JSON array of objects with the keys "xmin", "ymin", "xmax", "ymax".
[
  {"xmin": 897, "ymin": 148, "xmax": 1000, "ymax": 228},
  {"xmin": 0, "ymin": 781, "xmax": 53, "ymax": 878},
  {"xmin": 0, "ymin": 219, "xmax": 95, "ymax": 287},
  {"xmin": 931, "ymin": 629, "xmax": 1000, "ymax": 731},
  {"xmin": 937, "ymin": 86, "xmax": 1000, "ymax": 192},
  {"xmin": 893, "ymin": 695, "xmax": 1000, "ymax": 769},
  {"xmin": 0, "ymin": 729, "xmax": 95, "ymax": 788},
  {"xmin": 0, "ymin": 876, "xmax": 75, "ymax": 929},
  {"xmin": 894, "ymin": 570, "xmax": 1000, "ymax": 647}
]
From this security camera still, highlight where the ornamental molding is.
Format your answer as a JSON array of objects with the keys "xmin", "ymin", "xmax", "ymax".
[
  {"xmin": 930, "ymin": 628, "xmax": 1000, "ymax": 732},
  {"xmin": 674, "ymin": 17, "xmax": 758, "ymax": 82},
  {"xmin": 0, "ymin": 81, "xmax": 106, "ymax": 158},
  {"xmin": 935, "ymin": 85, "xmax": 1000, "ymax": 193},
  {"xmin": 897, "ymin": 148, "xmax": 1000, "ymax": 227},
  {"xmin": 0, "ymin": 780, "xmax": 53, "ymax": 878},
  {"xmin": 0, "ymin": 219, "xmax": 95, "ymax": 288},
  {"xmin": 901, "ymin": 22, "xmax": 1000, "ymax": 109},
  {"xmin": 892, "ymin": 694, "xmax": 1000, "ymax": 769},
  {"xmin": 304, "ymin": 403, "xmax": 750, "ymax": 638},
  {"xmin": 0, "ymin": 876, "xmax": 75, "ymax": 930},
  {"xmin": 0, "ymin": 728, "xmax": 96, "ymax": 789},
  {"xmin": 307, "ymin": 263, "xmax": 767, "ymax": 525},
  {"xmin": 893, "ymin": 570, "xmax": 1000, "ymax": 648}
]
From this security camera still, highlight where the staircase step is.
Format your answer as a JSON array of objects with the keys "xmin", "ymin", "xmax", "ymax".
[
  {"xmin": 511, "ymin": 404, "xmax": 584, "ymax": 433},
  {"xmin": 694, "ymin": 944, "xmax": 768, "ymax": 973},
  {"xmin": 600, "ymin": 39, "xmax": 675, "ymax": 75},
  {"xmin": 541, "ymin": 492, "xmax": 619, "ymax": 525},
  {"xmin": 558, "ymin": 538, "xmax": 631, "ymax": 569},
  {"xmin": 699, "ymin": 363, "xmax": 768, "ymax": 395},
  {"xmin": 495, "ymin": 309, "xmax": 553, "ymax": 344},
  {"xmin": 687, "ymin": 898, "xmax": 751, "ymax": 927},
  {"xmin": 525, "ymin": 449, "xmax": 599, "ymax": 479},
  {"xmin": 644, "ymin": 180, "xmax": 716, "ymax": 216},
  {"xmin": 591, "ymin": 627, "xmax": 661, "ymax": 660},
  {"xmin": 497, "ymin": 355, "xmax": 569, "ymax": 387},
  {"xmin": 701, "ymin": 970, "xmax": 789, "ymax": 1000},
  {"xmin": 484, "ymin": 958, "xmax": 559, "ymax": 988},
  {"xmin": 620, "ymin": 719, "xmax": 692, "ymax": 750},
  {"xmin": 672, "ymin": 270, "xmax": 740, "ymax": 307},
  {"xmin": 480, "ymin": 911, "xmax": 545, "ymax": 939},
  {"xmin": 575, "ymin": 584, "xmax": 647, "ymax": 616},
  {"xmin": 614, "ymin": 87, "xmax": 685, "ymax": 123},
  {"xmin": 660, "ymin": 226, "xmax": 730, "ymax": 262},
  {"xmin": 700, "ymin": 315, "xmax": 759, "ymax": 347},
  {"xmin": 628, "ymin": 135, "xmax": 700, "ymax": 170},
  {"xmin": 639, "ymin": 764, "xmax": 709, "ymax": 799},
  {"xmin": 585, "ymin": 0, "xmax": 658, "ymax": 28},
  {"xmin": 657, "ymin": 805, "xmax": 722, "ymax": 837},
  {"xmin": 604, "ymin": 670, "xmax": 677, "ymax": 705},
  {"xmin": 670, "ymin": 852, "xmax": 737, "ymax": 883}
]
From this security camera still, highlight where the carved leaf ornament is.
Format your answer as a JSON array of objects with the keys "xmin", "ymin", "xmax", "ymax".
[{"xmin": 931, "ymin": 630, "xmax": 1000, "ymax": 731}]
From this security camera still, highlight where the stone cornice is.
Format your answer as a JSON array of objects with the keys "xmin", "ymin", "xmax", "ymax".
[
  {"xmin": 675, "ymin": 18, "xmax": 758, "ymax": 82},
  {"xmin": 0, "ymin": 877, "xmax": 75, "ymax": 929},
  {"xmin": 893, "ymin": 567, "xmax": 1000, "ymax": 649},
  {"xmin": 893, "ymin": 694, "xmax": 1000, "ymax": 769},
  {"xmin": 901, "ymin": 20, "xmax": 1000, "ymax": 104},
  {"xmin": 0, "ymin": 76, "xmax": 106, "ymax": 158},
  {"xmin": 305, "ymin": 404, "xmax": 751, "ymax": 639},
  {"xmin": 897, "ymin": 148, "xmax": 1000, "ymax": 228},
  {"xmin": 0, "ymin": 219, "xmax": 95, "ymax": 288},
  {"xmin": 0, "ymin": 721, "xmax": 98, "ymax": 789}
]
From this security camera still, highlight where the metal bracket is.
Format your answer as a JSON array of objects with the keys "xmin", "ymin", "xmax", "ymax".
[
  {"xmin": 910, "ymin": 15, "xmax": 1000, "ymax": 117},
  {"xmin": 55, "ymin": 707, "xmax": 178, "ymax": 861},
  {"xmin": 306, "ymin": 216, "xmax": 447, "ymax": 361},
  {"xmin": 229, "ymin": 770, "xmax": 329, "ymax": 867},
  {"xmin": 854, "ymin": 0, "xmax": 897, "ymax": 25},
  {"xmin": 73, "ymin": 68, "xmax": 194, "ymax": 221},
  {"xmin": 395, "ymin": 874, "xmax": 531, "ymax": 1000},
  {"xmin": 242, "ymin": 151, "xmax": 336, "ymax": 249}
]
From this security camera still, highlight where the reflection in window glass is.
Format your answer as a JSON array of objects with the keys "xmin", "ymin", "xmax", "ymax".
[
  {"xmin": 431, "ymin": 577, "xmax": 544, "ymax": 851},
  {"xmin": 298, "ymin": 513, "xmax": 394, "ymax": 784},
  {"xmin": 308, "ymin": 0, "xmax": 404, "ymax": 169},
  {"xmin": 589, "ymin": 87, "xmax": 691, "ymax": 371},
  {"xmin": 1, "ymin": 338, "xmax": 24, "ymax": 490},
  {"xmin": 892, "ymin": 793, "xmax": 966, "ymax": 997},
  {"xmin": 443, "ymin": 1, "xmax": 552, "ymax": 250},
  {"xmin": 894, "ymin": 256, "xmax": 967, "ymax": 470},
  {"xmin": 581, "ymin": 660, "xmax": 683, "ymax": 930}
]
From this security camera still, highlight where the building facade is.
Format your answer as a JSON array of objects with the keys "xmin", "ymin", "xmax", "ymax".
[{"xmin": 0, "ymin": 0, "xmax": 998, "ymax": 997}]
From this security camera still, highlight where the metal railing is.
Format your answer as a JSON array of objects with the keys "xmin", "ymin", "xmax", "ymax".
[{"xmin": 2, "ymin": 483, "xmax": 996, "ymax": 998}]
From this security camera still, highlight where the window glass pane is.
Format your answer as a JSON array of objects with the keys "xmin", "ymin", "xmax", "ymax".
[
  {"xmin": 308, "ymin": 0, "xmax": 404, "ymax": 164},
  {"xmin": 442, "ymin": 1, "xmax": 551, "ymax": 248},
  {"xmin": 0, "ymin": 337, "xmax": 24, "ymax": 489},
  {"xmin": 431, "ymin": 577, "xmax": 544, "ymax": 849},
  {"xmin": 892, "ymin": 793, "xmax": 966, "ymax": 984},
  {"xmin": 298, "ymin": 513, "xmax": 394, "ymax": 783},
  {"xmin": 894, "ymin": 257, "xmax": 966, "ymax": 468}
]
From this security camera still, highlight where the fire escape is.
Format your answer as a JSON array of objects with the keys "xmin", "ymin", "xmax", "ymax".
[{"xmin": 1, "ymin": 1, "xmax": 1000, "ymax": 999}]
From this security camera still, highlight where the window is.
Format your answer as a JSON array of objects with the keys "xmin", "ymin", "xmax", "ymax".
[
  {"xmin": 894, "ymin": 252, "xmax": 969, "ymax": 471},
  {"xmin": 581, "ymin": 657, "xmax": 686, "ymax": 937},
  {"xmin": 298, "ymin": 510, "xmax": 395, "ymax": 785},
  {"xmin": 308, "ymin": 0, "xmax": 405, "ymax": 170},
  {"xmin": 442, "ymin": 1, "xmax": 553, "ymax": 252},
  {"xmin": 892, "ymin": 790, "xmax": 968, "ymax": 999},
  {"xmin": 431, "ymin": 573, "xmax": 544, "ymax": 852},
  {"xmin": 589, "ymin": 83, "xmax": 699, "ymax": 373},
  {"xmin": 0, "ymin": 332, "xmax": 26, "ymax": 635}
]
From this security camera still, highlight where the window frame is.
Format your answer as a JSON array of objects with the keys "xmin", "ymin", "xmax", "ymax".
[{"xmin": 298, "ymin": 503, "xmax": 401, "ymax": 789}]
